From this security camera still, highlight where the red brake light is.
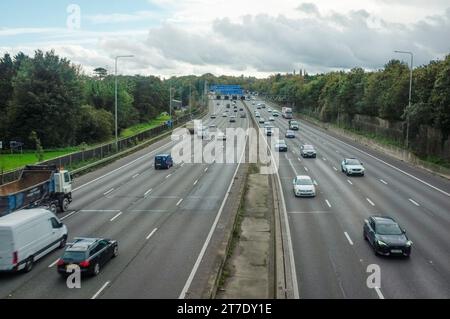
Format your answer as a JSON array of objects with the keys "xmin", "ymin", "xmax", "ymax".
[
  {"xmin": 12, "ymin": 251, "xmax": 18, "ymax": 265},
  {"xmin": 57, "ymin": 259, "xmax": 65, "ymax": 266},
  {"xmin": 79, "ymin": 260, "xmax": 90, "ymax": 268}
]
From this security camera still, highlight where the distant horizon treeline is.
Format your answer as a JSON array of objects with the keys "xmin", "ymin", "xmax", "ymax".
[{"xmin": 245, "ymin": 55, "xmax": 450, "ymax": 141}]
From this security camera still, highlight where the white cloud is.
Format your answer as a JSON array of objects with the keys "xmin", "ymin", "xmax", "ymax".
[{"xmin": 86, "ymin": 11, "xmax": 162, "ymax": 24}]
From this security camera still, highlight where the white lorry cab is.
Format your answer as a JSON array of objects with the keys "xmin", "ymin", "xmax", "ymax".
[{"xmin": 0, "ymin": 209, "xmax": 68, "ymax": 273}]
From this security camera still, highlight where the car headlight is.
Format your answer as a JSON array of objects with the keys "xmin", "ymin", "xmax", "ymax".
[
  {"xmin": 377, "ymin": 240, "xmax": 388, "ymax": 246},
  {"xmin": 406, "ymin": 240, "xmax": 413, "ymax": 247}
]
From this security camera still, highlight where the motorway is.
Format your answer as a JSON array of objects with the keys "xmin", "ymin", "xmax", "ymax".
[
  {"xmin": 0, "ymin": 99, "xmax": 249, "ymax": 299},
  {"xmin": 250, "ymin": 100, "xmax": 450, "ymax": 299}
]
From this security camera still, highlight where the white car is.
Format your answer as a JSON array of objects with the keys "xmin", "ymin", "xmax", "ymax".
[
  {"xmin": 216, "ymin": 132, "xmax": 226, "ymax": 141},
  {"xmin": 222, "ymin": 112, "xmax": 228, "ymax": 117},
  {"xmin": 259, "ymin": 118, "xmax": 265, "ymax": 124},
  {"xmin": 210, "ymin": 114, "xmax": 217, "ymax": 119},
  {"xmin": 255, "ymin": 113, "xmax": 261, "ymax": 118},
  {"xmin": 268, "ymin": 108, "xmax": 272, "ymax": 112},
  {"xmin": 0, "ymin": 209, "xmax": 68, "ymax": 272},
  {"xmin": 269, "ymin": 117, "xmax": 275, "ymax": 121},
  {"xmin": 293, "ymin": 175, "xmax": 316, "ymax": 197},
  {"xmin": 341, "ymin": 158, "xmax": 365, "ymax": 176}
]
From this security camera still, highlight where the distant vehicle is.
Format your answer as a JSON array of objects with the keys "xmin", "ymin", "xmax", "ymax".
[
  {"xmin": 0, "ymin": 208, "xmax": 67, "ymax": 273},
  {"xmin": 234, "ymin": 109, "xmax": 238, "ymax": 113},
  {"xmin": 264, "ymin": 126, "xmax": 274, "ymax": 136},
  {"xmin": 341, "ymin": 158, "xmax": 365, "ymax": 176},
  {"xmin": 197, "ymin": 126, "xmax": 209, "ymax": 140},
  {"xmin": 186, "ymin": 121, "xmax": 195, "ymax": 134},
  {"xmin": 272, "ymin": 111, "xmax": 280, "ymax": 117},
  {"xmin": 229, "ymin": 116, "xmax": 236, "ymax": 123},
  {"xmin": 285, "ymin": 130, "xmax": 295, "ymax": 138},
  {"xmin": 210, "ymin": 114, "xmax": 217, "ymax": 119},
  {"xmin": 282, "ymin": 107, "xmax": 293, "ymax": 119},
  {"xmin": 264, "ymin": 121, "xmax": 271, "ymax": 127},
  {"xmin": 269, "ymin": 117, "xmax": 275, "ymax": 121},
  {"xmin": 255, "ymin": 113, "xmax": 261, "ymax": 118},
  {"xmin": 293, "ymin": 175, "xmax": 316, "ymax": 197},
  {"xmin": 216, "ymin": 102, "xmax": 220, "ymax": 106},
  {"xmin": 300, "ymin": 145, "xmax": 317, "ymax": 158},
  {"xmin": 275, "ymin": 140, "xmax": 288, "ymax": 152},
  {"xmin": 226, "ymin": 104, "xmax": 231, "ymax": 108},
  {"xmin": 259, "ymin": 118, "xmax": 265, "ymax": 124},
  {"xmin": 222, "ymin": 112, "xmax": 228, "ymax": 117},
  {"xmin": 261, "ymin": 103, "xmax": 266, "ymax": 108},
  {"xmin": 289, "ymin": 120, "xmax": 299, "ymax": 130},
  {"xmin": 363, "ymin": 216, "xmax": 412, "ymax": 257},
  {"xmin": 252, "ymin": 102, "xmax": 255, "ymax": 105},
  {"xmin": 155, "ymin": 154, "xmax": 173, "ymax": 169},
  {"xmin": 216, "ymin": 132, "xmax": 226, "ymax": 141},
  {"xmin": 57, "ymin": 237, "xmax": 118, "ymax": 276},
  {"xmin": 240, "ymin": 113, "xmax": 247, "ymax": 118},
  {"xmin": 0, "ymin": 165, "xmax": 73, "ymax": 216},
  {"xmin": 239, "ymin": 107, "xmax": 243, "ymax": 111},
  {"xmin": 257, "ymin": 104, "xmax": 262, "ymax": 109},
  {"xmin": 267, "ymin": 108, "xmax": 272, "ymax": 112}
]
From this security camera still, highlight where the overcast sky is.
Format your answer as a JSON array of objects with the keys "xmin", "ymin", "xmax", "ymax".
[{"xmin": 1, "ymin": 0, "xmax": 449, "ymax": 78}]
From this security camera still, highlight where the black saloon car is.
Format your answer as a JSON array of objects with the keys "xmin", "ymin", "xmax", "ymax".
[
  {"xmin": 57, "ymin": 237, "xmax": 118, "ymax": 276},
  {"xmin": 363, "ymin": 216, "xmax": 412, "ymax": 257}
]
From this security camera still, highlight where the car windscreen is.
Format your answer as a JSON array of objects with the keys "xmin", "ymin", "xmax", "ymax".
[
  {"xmin": 296, "ymin": 179, "xmax": 313, "ymax": 185},
  {"xmin": 62, "ymin": 251, "xmax": 87, "ymax": 262},
  {"xmin": 303, "ymin": 145, "xmax": 314, "ymax": 150},
  {"xmin": 376, "ymin": 223, "xmax": 403, "ymax": 235},
  {"xmin": 347, "ymin": 159, "xmax": 361, "ymax": 165},
  {"xmin": 276, "ymin": 140, "xmax": 286, "ymax": 145}
]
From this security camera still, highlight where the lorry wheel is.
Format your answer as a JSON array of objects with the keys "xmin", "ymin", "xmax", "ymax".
[
  {"xmin": 61, "ymin": 198, "xmax": 70, "ymax": 212},
  {"xmin": 24, "ymin": 257, "xmax": 34, "ymax": 273},
  {"xmin": 49, "ymin": 203, "xmax": 58, "ymax": 214}
]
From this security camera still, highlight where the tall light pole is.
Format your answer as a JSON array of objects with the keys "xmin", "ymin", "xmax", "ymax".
[
  {"xmin": 114, "ymin": 55, "xmax": 134, "ymax": 151},
  {"xmin": 394, "ymin": 50, "xmax": 414, "ymax": 148}
]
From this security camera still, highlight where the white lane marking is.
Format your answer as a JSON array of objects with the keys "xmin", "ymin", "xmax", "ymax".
[
  {"xmin": 380, "ymin": 179, "xmax": 388, "ymax": 185},
  {"xmin": 304, "ymin": 126, "xmax": 450, "ymax": 197},
  {"xmin": 313, "ymin": 180, "xmax": 318, "ymax": 186},
  {"xmin": 180, "ymin": 116, "xmax": 250, "ymax": 299},
  {"xmin": 180, "ymin": 163, "xmax": 185, "ymax": 167},
  {"xmin": 287, "ymin": 158, "xmax": 298, "ymax": 176},
  {"xmin": 146, "ymin": 228, "xmax": 158, "ymax": 240},
  {"xmin": 193, "ymin": 179, "xmax": 199, "ymax": 186},
  {"xmin": 289, "ymin": 211, "xmax": 332, "ymax": 214},
  {"xmin": 60, "ymin": 210, "xmax": 80, "ymax": 221},
  {"xmin": 325, "ymin": 200, "xmax": 332, "ymax": 208},
  {"xmin": 132, "ymin": 173, "xmax": 140, "ymax": 179},
  {"xmin": 91, "ymin": 281, "xmax": 110, "ymax": 299},
  {"xmin": 176, "ymin": 198, "xmax": 184, "ymax": 206},
  {"xmin": 48, "ymin": 259, "xmax": 59, "ymax": 268},
  {"xmin": 304, "ymin": 167, "xmax": 309, "ymax": 172},
  {"xmin": 110, "ymin": 212, "xmax": 122, "ymax": 222},
  {"xmin": 73, "ymin": 140, "xmax": 176, "ymax": 192},
  {"xmin": 375, "ymin": 287, "xmax": 385, "ymax": 299},
  {"xmin": 347, "ymin": 180, "xmax": 353, "ymax": 185},
  {"xmin": 333, "ymin": 166, "xmax": 338, "ymax": 171},
  {"xmin": 409, "ymin": 198, "xmax": 420, "ymax": 206},
  {"xmin": 344, "ymin": 232, "xmax": 354, "ymax": 245},
  {"xmin": 144, "ymin": 188, "xmax": 153, "ymax": 197},
  {"xmin": 322, "ymin": 157, "xmax": 327, "ymax": 161},
  {"xmin": 165, "ymin": 174, "xmax": 172, "ymax": 179},
  {"xmin": 204, "ymin": 167, "xmax": 209, "ymax": 172},
  {"xmin": 366, "ymin": 198, "xmax": 375, "ymax": 206},
  {"xmin": 103, "ymin": 188, "xmax": 114, "ymax": 196},
  {"xmin": 298, "ymin": 157, "xmax": 302, "ymax": 162},
  {"xmin": 79, "ymin": 210, "xmax": 120, "ymax": 212}
]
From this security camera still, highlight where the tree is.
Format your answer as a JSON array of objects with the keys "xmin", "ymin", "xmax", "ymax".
[
  {"xmin": 93, "ymin": 67, "xmax": 108, "ymax": 79},
  {"xmin": 430, "ymin": 55, "xmax": 450, "ymax": 136},
  {"xmin": 76, "ymin": 105, "xmax": 114, "ymax": 144},
  {"xmin": 29, "ymin": 131, "xmax": 44, "ymax": 162}
]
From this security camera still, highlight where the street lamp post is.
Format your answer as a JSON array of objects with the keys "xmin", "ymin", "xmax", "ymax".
[
  {"xmin": 114, "ymin": 55, "xmax": 134, "ymax": 151},
  {"xmin": 394, "ymin": 50, "xmax": 414, "ymax": 148}
]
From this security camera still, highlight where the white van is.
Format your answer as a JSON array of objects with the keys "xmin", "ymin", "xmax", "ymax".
[{"xmin": 0, "ymin": 209, "xmax": 68, "ymax": 272}]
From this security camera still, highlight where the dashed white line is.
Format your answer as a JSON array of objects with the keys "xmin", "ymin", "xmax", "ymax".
[
  {"xmin": 313, "ymin": 180, "xmax": 318, "ymax": 186},
  {"xmin": 375, "ymin": 287, "xmax": 385, "ymax": 299},
  {"xmin": 132, "ymin": 173, "xmax": 140, "ymax": 179},
  {"xmin": 409, "ymin": 198, "xmax": 420, "ymax": 206},
  {"xmin": 380, "ymin": 179, "xmax": 388, "ymax": 185},
  {"xmin": 298, "ymin": 157, "xmax": 302, "ymax": 162},
  {"xmin": 344, "ymin": 232, "xmax": 354, "ymax": 245},
  {"xmin": 91, "ymin": 281, "xmax": 110, "ymax": 299},
  {"xmin": 304, "ymin": 167, "xmax": 309, "ymax": 172},
  {"xmin": 366, "ymin": 198, "xmax": 375, "ymax": 206},
  {"xmin": 322, "ymin": 157, "xmax": 327, "ymax": 161},
  {"xmin": 176, "ymin": 198, "xmax": 184, "ymax": 206},
  {"xmin": 165, "ymin": 174, "xmax": 172, "ymax": 179},
  {"xmin": 204, "ymin": 167, "xmax": 209, "ymax": 172},
  {"xmin": 325, "ymin": 200, "xmax": 332, "ymax": 208},
  {"xmin": 347, "ymin": 180, "xmax": 353, "ymax": 185},
  {"xmin": 180, "ymin": 163, "xmax": 185, "ymax": 167},
  {"xmin": 103, "ymin": 188, "xmax": 114, "ymax": 196},
  {"xmin": 110, "ymin": 212, "xmax": 122, "ymax": 222},
  {"xmin": 48, "ymin": 259, "xmax": 59, "ymax": 268},
  {"xmin": 146, "ymin": 228, "xmax": 158, "ymax": 240},
  {"xmin": 333, "ymin": 166, "xmax": 338, "ymax": 171},
  {"xmin": 144, "ymin": 188, "xmax": 153, "ymax": 197},
  {"xmin": 193, "ymin": 179, "xmax": 199, "ymax": 186}
]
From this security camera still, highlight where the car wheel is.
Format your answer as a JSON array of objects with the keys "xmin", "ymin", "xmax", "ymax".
[
  {"xmin": 24, "ymin": 257, "xmax": 34, "ymax": 273},
  {"xmin": 341, "ymin": 166, "xmax": 345, "ymax": 173},
  {"xmin": 59, "ymin": 235, "xmax": 67, "ymax": 248},
  {"xmin": 112, "ymin": 245, "xmax": 119, "ymax": 258},
  {"xmin": 93, "ymin": 263, "xmax": 100, "ymax": 276},
  {"xmin": 373, "ymin": 244, "xmax": 380, "ymax": 256}
]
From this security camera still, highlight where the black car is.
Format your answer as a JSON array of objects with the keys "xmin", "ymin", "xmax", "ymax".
[
  {"xmin": 155, "ymin": 154, "xmax": 173, "ymax": 169},
  {"xmin": 363, "ymin": 216, "xmax": 412, "ymax": 257},
  {"xmin": 57, "ymin": 237, "xmax": 118, "ymax": 276}
]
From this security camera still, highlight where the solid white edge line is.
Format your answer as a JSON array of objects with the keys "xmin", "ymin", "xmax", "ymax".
[
  {"xmin": 179, "ymin": 114, "xmax": 249, "ymax": 299},
  {"xmin": 91, "ymin": 281, "xmax": 111, "ymax": 299},
  {"xmin": 409, "ymin": 198, "xmax": 420, "ymax": 206},
  {"xmin": 344, "ymin": 232, "xmax": 354, "ymax": 245},
  {"xmin": 73, "ymin": 140, "xmax": 176, "ymax": 192},
  {"xmin": 146, "ymin": 228, "xmax": 158, "ymax": 240},
  {"xmin": 110, "ymin": 212, "xmax": 122, "ymax": 222},
  {"xmin": 304, "ymin": 124, "xmax": 450, "ymax": 197},
  {"xmin": 375, "ymin": 287, "xmax": 385, "ymax": 299}
]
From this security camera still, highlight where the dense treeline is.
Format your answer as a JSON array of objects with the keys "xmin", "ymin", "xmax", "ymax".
[{"xmin": 246, "ymin": 56, "xmax": 450, "ymax": 141}]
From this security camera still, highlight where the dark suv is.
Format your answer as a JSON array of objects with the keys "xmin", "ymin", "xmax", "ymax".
[
  {"xmin": 57, "ymin": 237, "xmax": 118, "ymax": 276},
  {"xmin": 155, "ymin": 154, "xmax": 173, "ymax": 169}
]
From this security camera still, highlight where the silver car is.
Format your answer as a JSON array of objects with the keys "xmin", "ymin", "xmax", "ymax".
[
  {"xmin": 300, "ymin": 145, "xmax": 317, "ymax": 158},
  {"xmin": 341, "ymin": 158, "xmax": 365, "ymax": 176}
]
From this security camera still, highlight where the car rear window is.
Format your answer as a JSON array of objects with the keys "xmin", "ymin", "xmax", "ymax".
[{"xmin": 62, "ymin": 251, "xmax": 87, "ymax": 262}]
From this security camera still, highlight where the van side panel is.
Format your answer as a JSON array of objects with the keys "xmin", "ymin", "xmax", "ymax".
[{"xmin": 0, "ymin": 228, "xmax": 14, "ymax": 270}]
